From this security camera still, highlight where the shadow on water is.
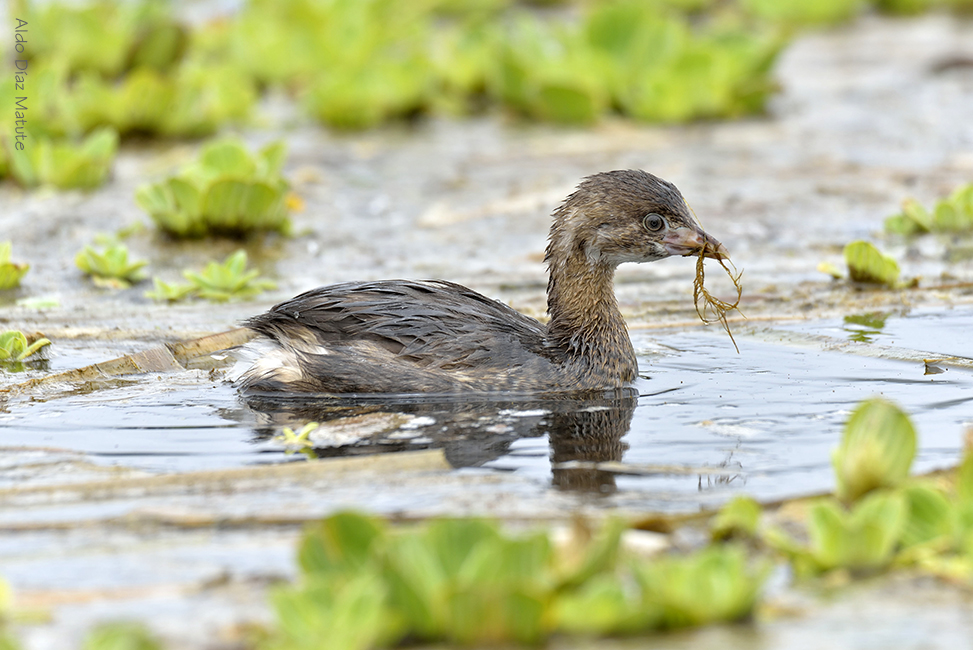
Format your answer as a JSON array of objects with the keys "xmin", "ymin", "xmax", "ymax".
[{"xmin": 241, "ymin": 388, "xmax": 638, "ymax": 495}]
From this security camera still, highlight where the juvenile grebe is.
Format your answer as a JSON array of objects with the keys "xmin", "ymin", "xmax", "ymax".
[{"xmin": 240, "ymin": 170, "xmax": 727, "ymax": 393}]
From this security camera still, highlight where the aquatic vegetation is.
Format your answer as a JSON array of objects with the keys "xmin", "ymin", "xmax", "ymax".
[
  {"xmin": 833, "ymin": 398, "xmax": 917, "ymax": 503},
  {"xmin": 81, "ymin": 622, "xmax": 162, "ymax": 650},
  {"xmin": 841, "ymin": 240, "xmax": 901, "ymax": 286},
  {"xmin": 70, "ymin": 65, "xmax": 255, "ymax": 139},
  {"xmin": 136, "ymin": 139, "xmax": 291, "ymax": 238},
  {"xmin": 764, "ymin": 398, "xmax": 973, "ymax": 579},
  {"xmin": 711, "ymin": 495, "xmax": 762, "ymax": 541},
  {"xmin": 0, "ymin": 579, "xmax": 17, "ymax": 650},
  {"xmin": 885, "ymin": 184, "xmax": 973, "ymax": 236},
  {"xmin": 146, "ymin": 250, "xmax": 275, "ymax": 303},
  {"xmin": 0, "ymin": 243, "xmax": 30, "ymax": 290},
  {"xmin": 263, "ymin": 513, "xmax": 765, "ymax": 649},
  {"xmin": 693, "ymin": 244, "xmax": 744, "ymax": 352},
  {"xmin": 741, "ymin": 0, "xmax": 866, "ymax": 25},
  {"xmin": 5, "ymin": 128, "xmax": 118, "ymax": 190},
  {"xmin": 23, "ymin": 0, "xmax": 183, "ymax": 77},
  {"xmin": 583, "ymin": 1, "xmax": 784, "ymax": 124},
  {"xmin": 772, "ymin": 491, "xmax": 908, "ymax": 575},
  {"xmin": 274, "ymin": 422, "xmax": 321, "ymax": 459},
  {"xmin": 7, "ymin": 0, "xmax": 251, "ymax": 141},
  {"xmin": 75, "ymin": 240, "xmax": 148, "ymax": 289},
  {"xmin": 0, "ymin": 331, "xmax": 51, "ymax": 363},
  {"xmin": 212, "ymin": 0, "xmax": 784, "ymax": 129}
]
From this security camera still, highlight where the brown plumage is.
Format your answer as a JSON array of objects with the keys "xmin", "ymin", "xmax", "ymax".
[{"xmin": 240, "ymin": 170, "xmax": 727, "ymax": 394}]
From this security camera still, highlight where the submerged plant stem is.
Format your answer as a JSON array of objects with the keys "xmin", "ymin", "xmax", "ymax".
[{"xmin": 694, "ymin": 245, "xmax": 744, "ymax": 353}]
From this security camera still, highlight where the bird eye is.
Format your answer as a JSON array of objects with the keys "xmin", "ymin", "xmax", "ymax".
[{"xmin": 642, "ymin": 213, "xmax": 665, "ymax": 232}]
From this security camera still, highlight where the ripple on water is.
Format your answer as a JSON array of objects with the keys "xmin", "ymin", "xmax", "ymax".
[{"xmin": 1, "ymin": 310, "xmax": 971, "ymax": 510}]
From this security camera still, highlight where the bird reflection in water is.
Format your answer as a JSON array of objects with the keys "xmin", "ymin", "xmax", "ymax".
[{"xmin": 240, "ymin": 389, "xmax": 637, "ymax": 495}]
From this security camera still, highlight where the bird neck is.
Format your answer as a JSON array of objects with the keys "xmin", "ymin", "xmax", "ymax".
[{"xmin": 544, "ymin": 243, "xmax": 638, "ymax": 386}]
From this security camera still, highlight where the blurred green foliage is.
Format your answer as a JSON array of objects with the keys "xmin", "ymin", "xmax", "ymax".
[
  {"xmin": 263, "ymin": 513, "xmax": 765, "ymax": 649},
  {"xmin": 136, "ymin": 139, "xmax": 291, "ymax": 238},
  {"xmin": 885, "ymin": 184, "xmax": 973, "ymax": 235},
  {"xmin": 0, "ymin": 243, "xmax": 30, "ymax": 290},
  {"xmin": 2, "ymin": 0, "xmax": 968, "ymax": 193},
  {"xmin": 0, "ymin": 578, "xmax": 17, "ymax": 650},
  {"xmin": 145, "ymin": 249, "xmax": 275, "ymax": 302},
  {"xmin": 75, "ymin": 239, "xmax": 148, "ymax": 288},
  {"xmin": 764, "ymin": 398, "xmax": 973, "ymax": 579},
  {"xmin": 80, "ymin": 622, "xmax": 163, "ymax": 650},
  {"xmin": 5, "ymin": 128, "xmax": 118, "ymax": 190},
  {"xmin": 832, "ymin": 398, "xmax": 917, "ymax": 502},
  {"xmin": 215, "ymin": 0, "xmax": 785, "ymax": 128}
]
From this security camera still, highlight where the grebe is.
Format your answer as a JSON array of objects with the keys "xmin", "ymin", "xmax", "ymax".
[{"xmin": 240, "ymin": 170, "xmax": 727, "ymax": 393}]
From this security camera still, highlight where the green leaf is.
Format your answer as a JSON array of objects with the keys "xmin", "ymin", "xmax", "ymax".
[
  {"xmin": 955, "ymin": 448, "xmax": 973, "ymax": 507},
  {"xmin": 711, "ymin": 495, "xmax": 762, "ymax": 541},
  {"xmin": 0, "ymin": 242, "xmax": 30, "ymax": 290},
  {"xmin": 199, "ymin": 140, "xmax": 257, "ymax": 177},
  {"xmin": 555, "ymin": 574, "xmax": 657, "ymax": 635},
  {"xmin": 298, "ymin": 512, "xmax": 387, "ymax": 577},
  {"xmin": 832, "ymin": 398, "xmax": 917, "ymax": 503},
  {"xmin": 843, "ymin": 241, "xmax": 900, "ymax": 286},
  {"xmin": 423, "ymin": 518, "xmax": 501, "ymax": 578},
  {"xmin": 636, "ymin": 544, "xmax": 764, "ymax": 629},
  {"xmin": 81, "ymin": 622, "xmax": 163, "ymax": 650},
  {"xmin": 807, "ymin": 492, "xmax": 907, "ymax": 572},
  {"xmin": 144, "ymin": 277, "xmax": 195, "ymax": 302},
  {"xmin": 268, "ymin": 572, "xmax": 395, "ymax": 650},
  {"xmin": 0, "ymin": 330, "xmax": 51, "ymax": 362},
  {"xmin": 900, "ymin": 483, "xmax": 955, "ymax": 549},
  {"xmin": 258, "ymin": 141, "xmax": 289, "ymax": 178},
  {"xmin": 383, "ymin": 533, "xmax": 447, "ymax": 639},
  {"xmin": 555, "ymin": 517, "xmax": 624, "ymax": 590}
]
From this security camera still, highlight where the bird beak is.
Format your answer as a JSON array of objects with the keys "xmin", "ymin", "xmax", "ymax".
[{"xmin": 663, "ymin": 227, "xmax": 729, "ymax": 260}]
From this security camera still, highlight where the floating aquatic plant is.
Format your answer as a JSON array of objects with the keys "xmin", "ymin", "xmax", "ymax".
[
  {"xmin": 274, "ymin": 422, "xmax": 321, "ymax": 459},
  {"xmin": 0, "ymin": 330, "xmax": 51, "ymax": 363},
  {"xmin": 741, "ymin": 0, "xmax": 866, "ymax": 25},
  {"xmin": 885, "ymin": 184, "xmax": 973, "ymax": 236},
  {"xmin": 693, "ymin": 243, "xmax": 744, "ymax": 352},
  {"xmin": 23, "ymin": 0, "xmax": 182, "ymax": 77},
  {"xmin": 81, "ymin": 621, "xmax": 162, "ymax": 650},
  {"xmin": 767, "ymin": 491, "xmax": 908, "ymax": 576},
  {"xmin": 146, "ymin": 250, "xmax": 275, "ymax": 303},
  {"xmin": 0, "ymin": 577, "xmax": 17, "ymax": 650},
  {"xmin": 842, "ymin": 240, "xmax": 901, "ymax": 286},
  {"xmin": 263, "ymin": 512, "xmax": 765, "ymax": 649},
  {"xmin": 75, "ymin": 240, "xmax": 148, "ymax": 288},
  {"xmin": 136, "ymin": 139, "xmax": 291, "ymax": 238},
  {"xmin": 833, "ymin": 398, "xmax": 917, "ymax": 503},
  {"xmin": 5, "ymin": 128, "xmax": 118, "ymax": 190},
  {"xmin": 711, "ymin": 495, "xmax": 762, "ymax": 541},
  {"xmin": 0, "ymin": 243, "xmax": 29, "ymax": 290},
  {"xmin": 71, "ymin": 64, "xmax": 255, "ymax": 138},
  {"xmin": 585, "ymin": 1, "xmax": 784, "ymax": 124}
]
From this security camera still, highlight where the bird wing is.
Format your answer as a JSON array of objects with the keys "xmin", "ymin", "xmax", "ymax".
[{"xmin": 243, "ymin": 280, "xmax": 556, "ymax": 392}]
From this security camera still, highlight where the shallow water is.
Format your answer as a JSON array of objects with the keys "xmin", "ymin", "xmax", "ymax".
[{"xmin": 3, "ymin": 309, "xmax": 970, "ymax": 510}]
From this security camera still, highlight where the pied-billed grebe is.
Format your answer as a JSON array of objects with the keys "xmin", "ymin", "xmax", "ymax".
[{"xmin": 240, "ymin": 170, "xmax": 727, "ymax": 394}]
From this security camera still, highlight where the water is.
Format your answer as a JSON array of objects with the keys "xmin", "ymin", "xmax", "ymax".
[{"xmin": 3, "ymin": 309, "xmax": 971, "ymax": 511}]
